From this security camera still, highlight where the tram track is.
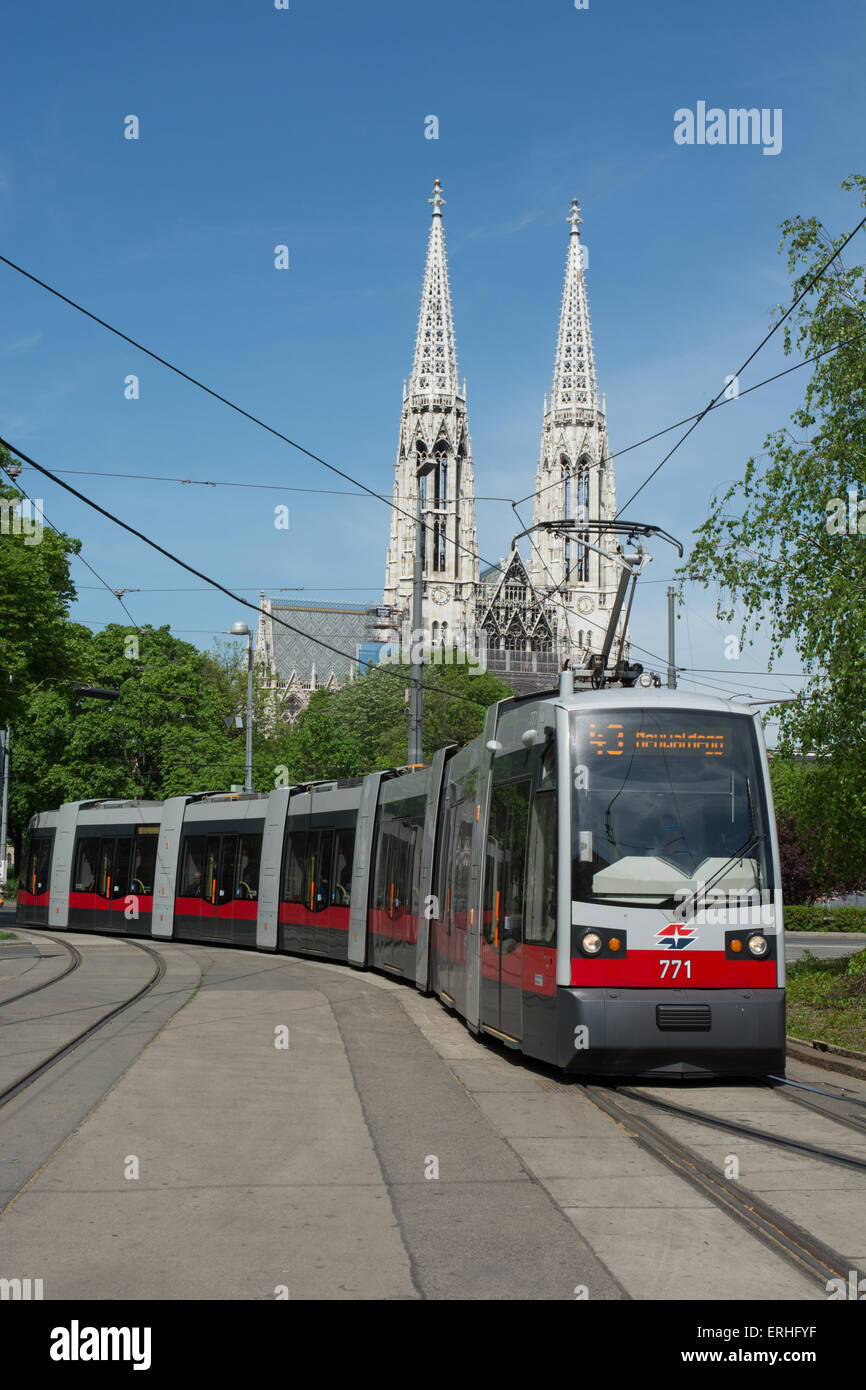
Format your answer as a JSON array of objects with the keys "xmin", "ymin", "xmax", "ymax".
[
  {"xmin": 577, "ymin": 1081, "xmax": 866, "ymax": 1293},
  {"xmin": 767, "ymin": 1074, "xmax": 866, "ymax": 1141},
  {"xmin": 609, "ymin": 1084, "xmax": 866, "ymax": 1173},
  {"xmin": 0, "ymin": 936, "xmax": 166, "ymax": 1111},
  {"xmin": 0, "ymin": 932, "xmax": 82, "ymax": 1008}
]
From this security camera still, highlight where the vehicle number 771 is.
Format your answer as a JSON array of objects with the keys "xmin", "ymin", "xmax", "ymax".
[{"xmin": 659, "ymin": 958, "xmax": 691, "ymax": 980}]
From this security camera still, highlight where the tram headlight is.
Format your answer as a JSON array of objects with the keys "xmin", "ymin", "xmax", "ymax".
[
  {"xmin": 580, "ymin": 931, "xmax": 603, "ymax": 955},
  {"xmin": 747, "ymin": 934, "xmax": 768, "ymax": 957}
]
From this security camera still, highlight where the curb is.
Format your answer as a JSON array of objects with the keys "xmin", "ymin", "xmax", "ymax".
[{"xmin": 786, "ymin": 1035, "xmax": 866, "ymax": 1081}]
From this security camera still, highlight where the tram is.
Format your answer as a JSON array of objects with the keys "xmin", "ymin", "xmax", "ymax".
[{"xmin": 17, "ymin": 670, "xmax": 786, "ymax": 1077}]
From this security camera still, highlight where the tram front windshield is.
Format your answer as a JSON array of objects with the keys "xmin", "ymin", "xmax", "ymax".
[{"xmin": 571, "ymin": 710, "xmax": 772, "ymax": 908}]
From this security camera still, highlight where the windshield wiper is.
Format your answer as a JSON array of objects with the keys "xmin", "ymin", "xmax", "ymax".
[{"xmin": 674, "ymin": 832, "xmax": 763, "ymax": 921}]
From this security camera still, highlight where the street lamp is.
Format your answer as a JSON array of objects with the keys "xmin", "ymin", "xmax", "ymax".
[{"xmin": 229, "ymin": 622, "xmax": 253, "ymax": 793}]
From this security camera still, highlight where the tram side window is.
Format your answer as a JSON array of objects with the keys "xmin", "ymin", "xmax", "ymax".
[
  {"xmin": 217, "ymin": 837, "xmax": 237, "ymax": 906},
  {"xmin": 96, "ymin": 841, "xmax": 113, "ymax": 898},
  {"xmin": 525, "ymin": 794, "xmax": 557, "ymax": 944},
  {"xmin": 374, "ymin": 823, "xmax": 414, "ymax": 919},
  {"xmin": 371, "ymin": 812, "xmax": 390, "ymax": 916},
  {"xmin": 451, "ymin": 802, "xmax": 475, "ymax": 932},
  {"xmin": 283, "ymin": 830, "xmax": 308, "ymax": 904},
  {"xmin": 27, "ymin": 838, "xmax": 52, "ymax": 895},
  {"xmin": 25, "ymin": 841, "xmax": 36, "ymax": 892},
  {"xmin": 313, "ymin": 831, "xmax": 334, "ymax": 913},
  {"xmin": 483, "ymin": 785, "xmax": 511, "ymax": 945},
  {"xmin": 483, "ymin": 779, "xmax": 530, "ymax": 947},
  {"xmin": 237, "ymin": 835, "xmax": 261, "ymax": 900},
  {"xmin": 74, "ymin": 838, "xmax": 100, "ymax": 892},
  {"xmin": 37, "ymin": 838, "xmax": 52, "ymax": 891},
  {"xmin": 202, "ymin": 838, "xmax": 220, "ymax": 906},
  {"xmin": 131, "ymin": 829, "xmax": 159, "ymax": 895},
  {"xmin": 112, "ymin": 838, "xmax": 133, "ymax": 899},
  {"xmin": 179, "ymin": 837, "xmax": 207, "ymax": 898},
  {"xmin": 332, "ymin": 829, "xmax": 354, "ymax": 906},
  {"xmin": 435, "ymin": 789, "xmax": 458, "ymax": 928},
  {"xmin": 504, "ymin": 782, "xmax": 530, "ymax": 946}
]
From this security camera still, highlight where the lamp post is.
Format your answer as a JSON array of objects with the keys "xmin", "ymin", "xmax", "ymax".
[{"xmin": 230, "ymin": 622, "xmax": 253, "ymax": 792}]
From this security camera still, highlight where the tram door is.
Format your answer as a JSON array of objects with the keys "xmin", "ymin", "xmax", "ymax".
[
  {"xmin": 108, "ymin": 836, "xmax": 134, "ymax": 924},
  {"xmin": 446, "ymin": 801, "xmax": 475, "ymax": 1008},
  {"xmin": 482, "ymin": 778, "xmax": 531, "ymax": 1039},
  {"xmin": 198, "ymin": 836, "xmax": 238, "ymax": 939},
  {"xmin": 309, "ymin": 829, "xmax": 335, "ymax": 955}
]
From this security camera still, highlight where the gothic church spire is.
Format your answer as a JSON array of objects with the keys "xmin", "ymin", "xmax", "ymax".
[
  {"xmin": 381, "ymin": 181, "xmax": 479, "ymax": 646},
  {"xmin": 410, "ymin": 179, "xmax": 459, "ymax": 397},
  {"xmin": 528, "ymin": 197, "xmax": 624, "ymax": 664},
  {"xmin": 551, "ymin": 198, "xmax": 598, "ymax": 418}
]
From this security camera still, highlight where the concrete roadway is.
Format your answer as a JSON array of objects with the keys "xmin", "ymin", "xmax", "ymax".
[
  {"xmin": 785, "ymin": 931, "xmax": 866, "ymax": 962},
  {"xmin": 2, "ymin": 928, "xmax": 863, "ymax": 1300}
]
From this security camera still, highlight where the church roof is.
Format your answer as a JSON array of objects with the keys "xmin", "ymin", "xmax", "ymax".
[{"xmin": 265, "ymin": 600, "xmax": 375, "ymax": 684}]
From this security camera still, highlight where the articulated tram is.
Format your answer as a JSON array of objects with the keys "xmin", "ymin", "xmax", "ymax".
[{"xmin": 17, "ymin": 676, "xmax": 786, "ymax": 1076}]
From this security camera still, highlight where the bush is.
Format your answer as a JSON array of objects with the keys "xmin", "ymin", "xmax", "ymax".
[
  {"xmin": 783, "ymin": 905, "xmax": 866, "ymax": 932},
  {"xmin": 786, "ymin": 947, "xmax": 866, "ymax": 1050}
]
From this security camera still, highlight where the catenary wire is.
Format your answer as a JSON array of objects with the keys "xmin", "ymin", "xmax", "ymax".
[
  {"xmin": 0, "ymin": 475, "xmax": 141, "ymax": 632},
  {"xmin": 613, "ymin": 215, "xmax": 866, "ymax": 518},
  {"xmin": 0, "ymin": 433, "xmax": 495, "ymax": 712},
  {"xmin": 0, "ymin": 252, "xmax": 496, "ymax": 576},
  {"xmin": 513, "ymin": 332, "xmax": 865, "ymax": 509},
  {"xmin": 3, "ymin": 249, "xmax": 862, "ymax": 583}
]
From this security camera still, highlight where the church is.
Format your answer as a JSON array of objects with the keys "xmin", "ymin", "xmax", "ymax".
[{"xmin": 255, "ymin": 181, "xmax": 627, "ymax": 716}]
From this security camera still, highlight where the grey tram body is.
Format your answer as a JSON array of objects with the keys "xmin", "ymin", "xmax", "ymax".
[{"xmin": 18, "ymin": 686, "xmax": 787, "ymax": 1078}]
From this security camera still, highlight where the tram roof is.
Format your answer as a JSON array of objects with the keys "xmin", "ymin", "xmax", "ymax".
[{"xmin": 555, "ymin": 687, "xmax": 752, "ymax": 716}]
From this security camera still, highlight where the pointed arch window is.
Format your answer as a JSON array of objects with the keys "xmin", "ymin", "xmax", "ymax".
[
  {"xmin": 432, "ymin": 519, "xmax": 447, "ymax": 572},
  {"xmin": 429, "ymin": 443, "xmax": 449, "ymax": 510},
  {"xmin": 561, "ymin": 457, "xmax": 572, "ymax": 579},
  {"xmin": 576, "ymin": 460, "xmax": 590, "ymax": 583}
]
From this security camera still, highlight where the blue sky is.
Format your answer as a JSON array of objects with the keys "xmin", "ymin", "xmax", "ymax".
[{"xmin": 1, "ymin": 0, "xmax": 864, "ymax": 726}]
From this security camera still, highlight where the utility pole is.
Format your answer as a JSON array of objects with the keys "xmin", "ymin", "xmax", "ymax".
[
  {"xmin": 667, "ymin": 585, "xmax": 677, "ymax": 689},
  {"xmin": 409, "ymin": 458, "xmax": 435, "ymax": 765},
  {"xmin": 229, "ymin": 623, "xmax": 254, "ymax": 792}
]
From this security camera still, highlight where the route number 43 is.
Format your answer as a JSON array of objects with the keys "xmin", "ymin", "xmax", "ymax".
[{"xmin": 659, "ymin": 958, "xmax": 691, "ymax": 980}]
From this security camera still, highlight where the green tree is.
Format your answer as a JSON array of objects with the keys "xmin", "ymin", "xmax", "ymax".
[
  {"xmin": 680, "ymin": 176, "xmax": 866, "ymax": 886},
  {"xmin": 770, "ymin": 758, "xmax": 866, "ymax": 895},
  {"xmin": 8, "ymin": 625, "xmax": 267, "ymax": 861},
  {"xmin": 0, "ymin": 447, "xmax": 84, "ymax": 727},
  {"xmin": 282, "ymin": 660, "xmax": 515, "ymax": 782}
]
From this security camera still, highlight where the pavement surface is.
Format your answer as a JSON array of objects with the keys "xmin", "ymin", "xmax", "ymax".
[
  {"xmin": 785, "ymin": 931, "xmax": 866, "ymax": 962},
  {"xmin": 0, "ymin": 925, "xmax": 863, "ymax": 1300}
]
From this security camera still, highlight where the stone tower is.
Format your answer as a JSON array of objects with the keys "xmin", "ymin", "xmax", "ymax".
[
  {"xmin": 381, "ymin": 180, "xmax": 479, "ymax": 647},
  {"xmin": 528, "ymin": 198, "xmax": 623, "ymax": 663}
]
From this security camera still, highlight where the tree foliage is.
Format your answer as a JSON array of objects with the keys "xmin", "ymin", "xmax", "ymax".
[
  {"xmin": 680, "ymin": 177, "xmax": 866, "ymax": 883},
  {"xmin": 0, "ymin": 446, "xmax": 83, "ymax": 726},
  {"xmin": 770, "ymin": 758, "xmax": 866, "ymax": 897},
  {"xmin": 277, "ymin": 661, "xmax": 515, "ymax": 783},
  {"xmin": 8, "ymin": 624, "xmax": 273, "ymax": 860}
]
